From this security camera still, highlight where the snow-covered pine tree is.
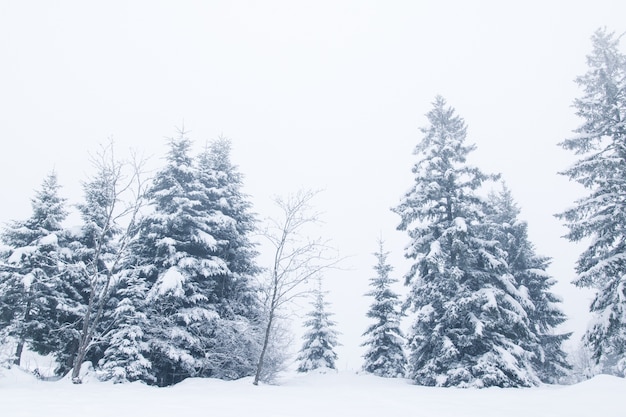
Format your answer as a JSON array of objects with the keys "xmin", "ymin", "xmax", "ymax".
[
  {"xmin": 98, "ymin": 268, "xmax": 153, "ymax": 383},
  {"xmin": 487, "ymin": 185, "xmax": 571, "ymax": 383},
  {"xmin": 557, "ymin": 28, "xmax": 626, "ymax": 377},
  {"xmin": 297, "ymin": 281, "xmax": 340, "ymax": 373},
  {"xmin": 393, "ymin": 96, "xmax": 540, "ymax": 388},
  {"xmin": 0, "ymin": 244, "xmax": 11, "ymax": 367},
  {"xmin": 133, "ymin": 131, "xmax": 223, "ymax": 385},
  {"xmin": 196, "ymin": 137, "xmax": 260, "ymax": 317},
  {"xmin": 0, "ymin": 172, "xmax": 72, "ymax": 368},
  {"xmin": 361, "ymin": 239, "xmax": 407, "ymax": 378},
  {"xmin": 132, "ymin": 130, "xmax": 260, "ymax": 385}
]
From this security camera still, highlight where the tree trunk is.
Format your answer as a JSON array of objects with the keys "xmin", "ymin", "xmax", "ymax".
[
  {"xmin": 71, "ymin": 286, "xmax": 95, "ymax": 383},
  {"xmin": 71, "ymin": 343, "xmax": 89, "ymax": 383},
  {"xmin": 254, "ymin": 266, "xmax": 281, "ymax": 386},
  {"xmin": 71, "ymin": 265, "xmax": 114, "ymax": 383},
  {"xmin": 13, "ymin": 298, "xmax": 32, "ymax": 366},
  {"xmin": 253, "ymin": 309, "xmax": 275, "ymax": 385},
  {"xmin": 13, "ymin": 340, "xmax": 24, "ymax": 366},
  {"xmin": 71, "ymin": 324, "xmax": 91, "ymax": 383}
]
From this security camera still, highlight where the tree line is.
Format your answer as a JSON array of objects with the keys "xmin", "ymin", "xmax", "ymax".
[
  {"xmin": 1, "ymin": 28, "xmax": 625, "ymax": 387},
  {"xmin": 360, "ymin": 27, "xmax": 626, "ymax": 385},
  {"xmin": 0, "ymin": 135, "xmax": 265, "ymax": 385}
]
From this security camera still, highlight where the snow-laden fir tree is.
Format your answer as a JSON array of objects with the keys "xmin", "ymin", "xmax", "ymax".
[
  {"xmin": 196, "ymin": 137, "xmax": 260, "ymax": 318},
  {"xmin": 361, "ymin": 239, "xmax": 407, "ymax": 378},
  {"xmin": 98, "ymin": 269, "xmax": 153, "ymax": 383},
  {"xmin": 393, "ymin": 96, "xmax": 541, "ymax": 387},
  {"xmin": 487, "ymin": 185, "xmax": 571, "ymax": 383},
  {"xmin": 0, "ymin": 172, "xmax": 72, "ymax": 368},
  {"xmin": 130, "ymin": 131, "xmax": 227, "ymax": 385},
  {"xmin": 557, "ymin": 28, "xmax": 626, "ymax": 377},
  {"xmin": 128, "ymin": 131, "xmax": 260, "ymax": 385},
  {"xmin": 297, "ymin": 281, "xmax": 340, "ymax": 373}
]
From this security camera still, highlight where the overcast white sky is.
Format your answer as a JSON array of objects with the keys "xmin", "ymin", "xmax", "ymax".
[{"xmin": 1, "ymin": 0, "xmax": 625, "ymax": 370}]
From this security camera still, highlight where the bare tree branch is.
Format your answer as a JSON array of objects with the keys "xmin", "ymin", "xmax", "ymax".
[{"xmin": 70, "ymin": 141, "xmax": 150, "ymax": 383}]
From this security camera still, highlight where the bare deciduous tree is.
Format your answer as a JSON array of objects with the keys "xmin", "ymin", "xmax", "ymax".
[
  {"xmin": 70, "ymin": 142, "xmax": 148, "ymax": 383},
  {"xmin": 253, "ymin": 190, "xmax": 340, "ymax": 385}
]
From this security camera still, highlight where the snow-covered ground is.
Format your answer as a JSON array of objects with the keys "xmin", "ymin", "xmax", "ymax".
[{"xmin": 1, "ymin": 367, "xmax": 623, "ymax": 417}]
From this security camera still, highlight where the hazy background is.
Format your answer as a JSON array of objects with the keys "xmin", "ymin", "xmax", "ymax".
[{"xmin": 1, "ymin": 0, "xmax": 624, "ymax": 370}]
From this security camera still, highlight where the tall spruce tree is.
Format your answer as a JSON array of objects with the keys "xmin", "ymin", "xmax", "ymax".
[
  {"xmin": 0, "ymin": 172, "xmax": 72, "ymax": 368},
  {"xmin": 297, "ymin": 281, "xmax": 340, "ymax": 373},
  {"xmin": 361, "ymin": 239, "xmax": 406, "ymax": 378},
  {"xmin": 97, "ymin": 268, "xmax": 152, "ymax": 383},
  {"xmin": 557, "ymin": 28, "xmax": 626, "ymax": 377},
  {"xmin": 196, "ymin": 137, "xmax": 260, "ymax": 319},
  {"xmin": 487, "ymin": 185, "xmax": 571, "ymax": 383},
  {"xmin": 393, "ymin": 96, "xmax": 540, "ymax": 387},
  {"xmin": 129, "ymin": 131, "xmax": 260, "ymax": 385},
  {"xmin": 131, "ymin": 131, "xmax": 227, "ymax": 385}
]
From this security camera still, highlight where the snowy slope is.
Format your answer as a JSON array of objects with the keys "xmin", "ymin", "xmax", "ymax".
[{"xmin": 1, "ymin": 368, "xmax": 624, "ymax": 417}]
